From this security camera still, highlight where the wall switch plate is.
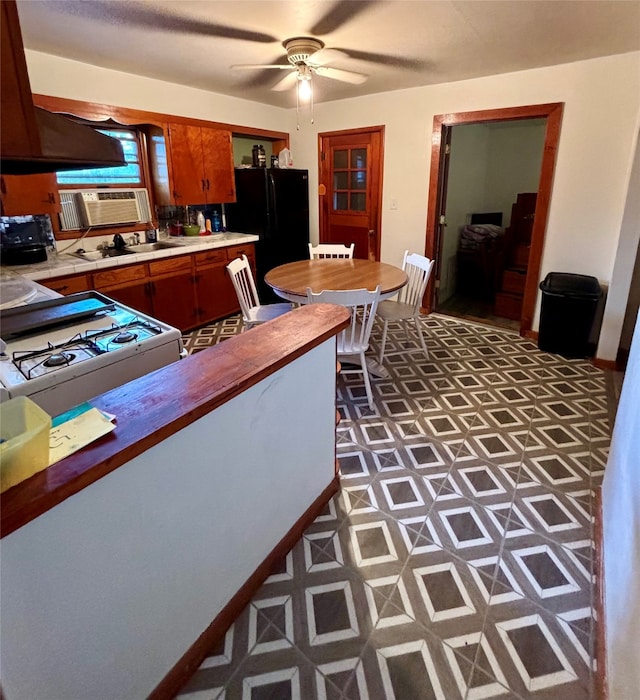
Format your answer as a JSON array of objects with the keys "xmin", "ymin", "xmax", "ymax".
[{"xmin": 390, "ymin": 198, "xmax": 398, "ymax": 210}]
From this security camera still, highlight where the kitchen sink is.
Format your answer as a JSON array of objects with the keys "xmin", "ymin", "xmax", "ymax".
[
  {"xmin": 69, "ymin": 241, "xmax": 182, "ymax": 261},
  {"xmin": 126, "ymin": 241, "xmax": 184, "ymax": 253},
  {"xmin": 70, "ymin": 248, "xmax": 134, "ymax": 261}
]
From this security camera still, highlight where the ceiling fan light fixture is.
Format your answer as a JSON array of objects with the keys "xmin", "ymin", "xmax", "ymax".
[{"xmin": 297, "ymin": 74, "xmax": 312, "ymax": 102}]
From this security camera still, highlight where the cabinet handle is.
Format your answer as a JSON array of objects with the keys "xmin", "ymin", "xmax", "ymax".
[
  {"xmin": 48, "ymin": 192, "xmax": 56, "ymax": 204},
  {"xmin": 173, "ymin": 190, "xmax": 181, "ymax": 200},
  {"xmin": 0, "ymin": 177, "xmax": 6, "ymax": 195},
  {"xmin": 201, "ymin": 179, "xmax": 206, "ymax": 191},
  {"xmin": 57, "ymin": 285, "xmax": 69, "ymax": 292}
]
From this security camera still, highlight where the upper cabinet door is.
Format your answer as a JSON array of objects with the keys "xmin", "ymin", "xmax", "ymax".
[
  {"xmin": 0, "ymin": 1, "xmax": 41, "ymax": 161},
  {"xmin": 167, "ymin": 123, "xmax": 206, "ymax": 204},
  {"xmin": 201, "ymin": 128, "xmax": 236, "ymax": 204},
  {"xmin": 1, "ymin": 172, "xmax": 60, "ymax": 217}
]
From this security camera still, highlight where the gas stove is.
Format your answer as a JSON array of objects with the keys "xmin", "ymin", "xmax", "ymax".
[{"xmin": 0, "ymin": 292, "xmax": 184, "ymax": 417}]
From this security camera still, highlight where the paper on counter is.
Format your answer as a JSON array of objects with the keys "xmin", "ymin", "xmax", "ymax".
[{"xmin": 49, "ymin": 407, "xmax": 116, "ymax": 466}]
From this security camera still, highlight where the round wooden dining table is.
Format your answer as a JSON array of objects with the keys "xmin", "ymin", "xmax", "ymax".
[{"xmin": 264, "ymin": 258, "xmax": 408, "ymax": 304}]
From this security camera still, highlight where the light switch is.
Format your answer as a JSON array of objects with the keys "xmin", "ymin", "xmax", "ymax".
[{"xmin": 390, "ymin": 198, "xmax": 398, "ymax": 210}]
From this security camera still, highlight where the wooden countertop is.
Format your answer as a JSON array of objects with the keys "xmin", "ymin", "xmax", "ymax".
[{"xmin": 0, "ymin": 304, "xmax": 350, "ymax": 538}]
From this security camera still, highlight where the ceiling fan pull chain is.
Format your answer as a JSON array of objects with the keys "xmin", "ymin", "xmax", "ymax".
[{"xmin": 310, "ymin": 76, "xmax": 315, "ymax": 125}]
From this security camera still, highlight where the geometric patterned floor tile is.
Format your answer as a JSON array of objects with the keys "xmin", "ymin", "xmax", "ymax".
[{"xmin": 174, "ymin": 313, "xmax": 610, "ymax": 699}]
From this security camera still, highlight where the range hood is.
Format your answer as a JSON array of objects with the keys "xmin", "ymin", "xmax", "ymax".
[{"xmin": 0, "ymin": 107, "xmax": 125, "ymax": 175}]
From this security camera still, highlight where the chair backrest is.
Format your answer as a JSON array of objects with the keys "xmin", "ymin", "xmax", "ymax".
[
  {"xmin": 308, "ymin": 243, "xmax": 355, "ymax": 259},
  {"xmin": 306, "ymin": 286, "xmax": 381, "ymax": 353},
  {"xmin": 398, "ymin": 251, "xmax": 435, "ymax": 312},
  {"xmin": 226, "ymin": 254, "xmax": 259, "ymax": 321}
]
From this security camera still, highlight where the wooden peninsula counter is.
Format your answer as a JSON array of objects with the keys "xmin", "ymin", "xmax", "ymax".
[{"xmin": 0, "ymin": 303, "xmax": 350, "ymax": 700}]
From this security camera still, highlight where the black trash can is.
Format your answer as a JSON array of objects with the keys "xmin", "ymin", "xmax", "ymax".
[{"xmin": 538, "ymin": 272, "xmax": 602, "ymax": 358}]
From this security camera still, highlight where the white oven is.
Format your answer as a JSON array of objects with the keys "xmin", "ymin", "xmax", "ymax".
[{"xmin": 0, "ymin": 290, "xmax": 183, "ymax": 417}]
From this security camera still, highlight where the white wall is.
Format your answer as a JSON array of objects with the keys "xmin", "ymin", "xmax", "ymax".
[
  {"xmin": 602, "ymin": 311, "xmax": 640, "ymax": 700},
  {"xmin": 599, "ymin": 129, "xmax": 640, "ymax": 360},
  {"xmin": 25, "ymin": 50, "xmax": 640, "ymax": 358},
  {"xmin": 0, "ymin": 342, "xmax": 337, "ymax": 700}
]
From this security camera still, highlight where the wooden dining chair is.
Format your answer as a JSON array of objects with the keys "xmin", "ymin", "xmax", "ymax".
[
  {"xmin": 377, "ymin": 250, "xmax": 435, "ymax": 364},
  {"xmin": 306, "ymin": 285, "xmax": 381, "ymax": 410},
  {"xmin": 226, "ymin": 255, "xmax": 292, "ymax": 330},
  {"xmin": 308, "ymin": 243, "xmax": 355, "ymax": 259}
]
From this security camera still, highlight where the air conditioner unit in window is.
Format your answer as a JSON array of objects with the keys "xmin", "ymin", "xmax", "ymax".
[{"xmin": 59, "ymin": 188, "xmax": 152, "ymax": 230}]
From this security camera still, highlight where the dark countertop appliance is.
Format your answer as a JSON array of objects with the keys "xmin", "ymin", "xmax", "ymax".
[
  {"xmin": 0, "ymin": 214, "xmax": 55, "ymax": 265},
  {"xmin": 225, "ymin": 168, "xmax": 310, "ymax": 302}
]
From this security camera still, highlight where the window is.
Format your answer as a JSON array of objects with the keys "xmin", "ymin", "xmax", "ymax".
[{"xmin": 56, "ymin": 128, "xmax": 143, "ymax": 186}]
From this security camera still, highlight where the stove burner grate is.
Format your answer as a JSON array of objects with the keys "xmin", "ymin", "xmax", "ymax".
[
  {"xmin": 12, "ymin": 334, "xmax": 102, "ymax": 380},
  {"xmin": 112, "ymin": 330, "xmax": 137, "ymax": 344}
]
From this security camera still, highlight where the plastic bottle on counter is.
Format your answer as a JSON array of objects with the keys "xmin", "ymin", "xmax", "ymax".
[
  {"xmin": 212, "ymin": 210, "xmax": 222, "ymax": 233},
  {"xmin": 196, "ymin": 210, "xmax": 206, "ymax": 233}
]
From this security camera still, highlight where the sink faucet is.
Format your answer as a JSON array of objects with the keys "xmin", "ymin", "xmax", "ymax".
[
  {"xmin": 134, "ymin": 232, "xmax": 141, "ymax": 246},
  {"xmin": 113, "ymin": 234, "xmax": 126, "ymax": 250}
]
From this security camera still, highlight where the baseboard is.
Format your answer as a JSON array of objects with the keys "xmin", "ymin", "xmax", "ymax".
[
  {"xmin": 149, "ymin": 475, "xmax": 340, "ymax": 700},
  {"xmin": 522, "ymin": 329, "xmax": 538, "ymax": 341},
  {"xmin": 594, "ymin": 488, "xmax": 608, "ymax": 700},
  {"xmin": 592, "ymin": 357, "xmax": 617, "ymax": 371}
]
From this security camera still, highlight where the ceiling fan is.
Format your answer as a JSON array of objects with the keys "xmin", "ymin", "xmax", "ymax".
[{"xmin": 231, "ymin": 37, "xmax": 369, "ymax": 93}]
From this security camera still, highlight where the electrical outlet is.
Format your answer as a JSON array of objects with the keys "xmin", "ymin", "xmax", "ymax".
[{"xmin": 390, "ymin": 198, "xmax": 398, "ymax": 210}]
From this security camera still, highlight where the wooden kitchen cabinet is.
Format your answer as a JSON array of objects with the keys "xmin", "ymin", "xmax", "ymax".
[
  {"xmin": 39, "ymin": 272, "xmax": 90, "ymax": 295},
  {"xmin": 166, "ymin": 123, "xmax": 235, "ymax": 206},
  {"xmin": 193, "ymin": 248, "xmax": 235, "ymax": 324},
  {"xmin": 93, "ymin": 263, "xmax": 153, "ymax": 316},
  {"xmin": 1, "ymin": 172, "xmax": 60, "ymax": 218},
  {"xmin": 147, "ymin": 256, "xmax": 197, "ymax": 329},
  {"xmin": 0, "ymin": 1, "xmax": 41, "ymax": 162}
]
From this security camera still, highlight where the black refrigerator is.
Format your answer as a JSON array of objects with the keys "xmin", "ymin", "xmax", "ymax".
[{"xmin": 225, "ymin": 168, "xmax": 310, "ymax": 302}]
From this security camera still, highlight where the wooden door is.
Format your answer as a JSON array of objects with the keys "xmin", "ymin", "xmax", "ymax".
[
  {"xmin": 195, "ymin": 264, "xmax": 236, "ymax": 323},
  {"xmin": 167, "ymin": 123, "xmax": 206, "ymax": 204},
  {"xmin": 1, "ymin": 173, "xmax": 60, "ymax": 217},
  {"xmin": 201, "ymin": 128, "xmax": 236, "ymax": 203},
  {"xmin": 99, "ymin": 281, "xmax": 152, "ymax": 316},
  {"xmin": 319, "ymin": 127, "xmax": 384, "ymax": 260},
  {"xmin": 151, "ymin": 272, "xmax": 197, "ymax": 330}
]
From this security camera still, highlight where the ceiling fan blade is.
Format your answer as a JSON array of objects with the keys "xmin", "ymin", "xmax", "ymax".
[
  {"xmin": 232, "ymin": 65, "xmax": 294, "ymax": 70},
  {"xmin": 334, "ymin": 48, "xmax": 428, "ymax": 70},
  {"xmin": 271, "ymin": 72, "xmax": 300, "ymax": 92},
  {"xmin": 309, "ymin": 0, "xmax": 379, "ymax": 36},
  {"xmin": 307, "ymin": 48, "xmax": 349, "ymax": 67},
  {"xmin": 58, "ymin": 0, "xmax": 278, "ymax": 42},
  {"xmin": 312, "ymin": 66, "xmax": 368, "ymax": 85}
]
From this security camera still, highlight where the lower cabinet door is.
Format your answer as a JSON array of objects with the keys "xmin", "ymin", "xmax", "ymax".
[
  {"xmin": 195, "ymin": 264, "xmax": 238, "ymax": 324},
  {"xmin": 98, "ymin": 282, "xmax": 152, "ymax": 315},
  {"xmin": 151, "ymin": 272, "xmax": 197, "ymax": 330}
]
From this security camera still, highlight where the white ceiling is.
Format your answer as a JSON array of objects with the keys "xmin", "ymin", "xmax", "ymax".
[{"xmin": 17, "ymin": 0, "xmax": 640, "ymax": 109}]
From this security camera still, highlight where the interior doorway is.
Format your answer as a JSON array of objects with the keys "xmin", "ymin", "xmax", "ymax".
[
  {"xmin": 318, "ymin": 126, "xmax": 384, "ymax": 260},
  {"xmin": 424, "ymin": 104, "xmax": 563, "ymax": 337}
]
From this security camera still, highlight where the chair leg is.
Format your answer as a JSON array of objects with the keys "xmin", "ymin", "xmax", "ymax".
[
  {"xmin": 378, "ymin": 319, "xmax": 389, "ymax": 364},
  {"xmin": 403, "ymin": 319, "xmax": 411, "ymax": 345},
  {"xmin": 414, "ymin": 315, "xmax": 429, "ymax": 359},
  {"xmin": 360, "ymin": 351, "xmax": 375, "ymax": 410}
]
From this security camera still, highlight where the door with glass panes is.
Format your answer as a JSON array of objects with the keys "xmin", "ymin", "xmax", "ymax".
[{"xmin": 318, "ymin": 127, "xmax": 384, "ymax": 260}]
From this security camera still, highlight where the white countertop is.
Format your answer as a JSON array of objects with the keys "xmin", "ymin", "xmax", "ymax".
[{"xmin": 1, "ymin": 232, "xmax": 259, "ymax": 282}]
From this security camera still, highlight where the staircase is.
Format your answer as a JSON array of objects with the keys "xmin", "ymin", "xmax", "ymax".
[{"xmin": 494, "ymin": 193, "xmax": 536, "ymax": 320}]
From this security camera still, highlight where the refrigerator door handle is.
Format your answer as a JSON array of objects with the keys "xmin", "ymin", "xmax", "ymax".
[{"xmin": 268, "ymin": 171, "xmax": 279, "ymax": 239}]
